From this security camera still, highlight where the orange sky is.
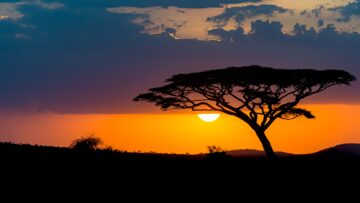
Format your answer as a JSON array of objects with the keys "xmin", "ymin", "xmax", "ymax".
[{"xmin": 0, "ymin": 104, "xmax": 359, "ymax": 154}]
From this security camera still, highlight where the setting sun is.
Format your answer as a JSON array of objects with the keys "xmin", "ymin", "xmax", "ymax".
[{"xmin": 197, "ymin": 114, "xmax": 221, "ymax": 122}]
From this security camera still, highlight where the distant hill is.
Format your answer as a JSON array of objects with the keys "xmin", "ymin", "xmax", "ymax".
[
  {"xmin": 1, "ymin": 142, "xmax": 359, "ymax": 160},
  {"xmin": 225, "ymin": 144, "xmax": 360, "ymax": 158},
  {"xmin": 313, "ymin": 143, "xmax": 360, "ymax": 157},
  {"xmin": 225, "ymin": 149, "xmax": 293, "ymax": 157}
]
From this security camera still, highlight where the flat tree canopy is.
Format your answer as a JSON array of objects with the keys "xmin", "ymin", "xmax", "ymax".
[{"xmin": 134, "ymin": 65, "xmax": 356, "ymax": 158}]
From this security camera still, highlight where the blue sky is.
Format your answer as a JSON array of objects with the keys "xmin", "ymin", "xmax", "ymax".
[{"xmin": 1, "ymin": 0, "xmax": 359, "ymax": 113}]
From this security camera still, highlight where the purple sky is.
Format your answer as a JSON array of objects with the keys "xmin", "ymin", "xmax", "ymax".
[{"xmin": 0, "ymin": 0, "xmax": 359, "ymax": 113}]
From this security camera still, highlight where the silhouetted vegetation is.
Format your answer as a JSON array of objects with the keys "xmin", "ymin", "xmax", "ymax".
[
  {"xmin": 70, "ymin": 134, "xmax": 103, "ymax": 151},
  {"xmin": 207, "ymin": 145, "xmax": 226, "ymax": 154},
  {"xmin": 1, "ymin": 141, "xmax": 359, "ymax": 162},
  {"xmin": 1, "ymin": 142, "xmax": 358, "ymax": 197},
  {"xmin": 134, "ymin": 65, "xmax": 356, "ymax": 158},
  {"xmin": 207, "ymin": 145, "xmax": 227, "ymax": 159}
]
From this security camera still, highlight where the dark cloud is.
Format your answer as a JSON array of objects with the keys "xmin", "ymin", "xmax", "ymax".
[
  {"xmin": 300, "ymin": 10, "xmax": 307, "ymax": 16},
  {"xmin": 311, "ymin": 5, "xmax": 324, "ymax": 17},
  {"xmin": 250, "ymin": 20, "xmax": 284, "ymax": 39},
  {"xmin": 41, "ymin": 0, "xmax": 259, "ymax": 9},
  {"xmin": 207, "ymin": 4, "xmax": 287, "ymax": 27},
  {"xmin": 209, "ymin": 20, "xmax": 360, "ymax": 50},
  {"xmin": 208, "ymin": 28, "xmax": 246, "ymax": 42},
  {"xmin": 317, "ymin": 19, "xmax": 324, "ymax": 27},
  {"xmin": 0, "ymin": 1, "xmax": 359, "ymax": 113},
  {"xmin": 332, "ymin": 0, "xmax": 360, "ymax": 22}
]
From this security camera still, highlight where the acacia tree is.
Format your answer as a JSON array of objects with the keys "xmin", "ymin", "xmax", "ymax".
[{"xmin": 134, "ymin": 66, "xmax": 356, "ymax": 158}]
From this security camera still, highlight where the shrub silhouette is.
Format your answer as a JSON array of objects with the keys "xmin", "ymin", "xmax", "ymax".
[
  {"xmin": 70, "ymin": 134, "xmax": 103, "ymax": 151},
  {"xmin": 207, "ymin": 145, "xmax": 226, "ymax": 154},
  {"xmin": 207, "ymin": 145, "xmax": 226, "ymax": 159},
  {"xmin": 134, "ymin": 65, "xmax": 356, "ymax": 158}
]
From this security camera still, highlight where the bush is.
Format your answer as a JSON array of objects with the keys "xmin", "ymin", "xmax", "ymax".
[
  {"xmin": 207, "ymin": 145, "xmax": 226, "ymax": 154},
  {"xmin": 70, "ymin": 134, "xmax": 103, "ymax": 151},
  {"xmin": 207, "ymin": 145, "xmax": 227, "ymax": 159}
]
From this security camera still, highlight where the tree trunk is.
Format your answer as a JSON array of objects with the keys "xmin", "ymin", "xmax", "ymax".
[{"xmin": 254, "ymin": 129, "xmax": 276, "ymax": 159}]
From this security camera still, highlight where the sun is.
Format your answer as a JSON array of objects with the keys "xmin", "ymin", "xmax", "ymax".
[{"xmin": 197, "ymin": 113, "xmax": 220, "ymax": 122}]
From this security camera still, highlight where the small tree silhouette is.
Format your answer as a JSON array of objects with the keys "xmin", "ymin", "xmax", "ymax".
[
  {"xmin": 207, "ymin": 145, "xmax": 226, "ymax": 154},
  {"xmin": 207, "ymin": 145, "xmax": 226, "ymax": 158},
  {"xmin": 70, "ymin": 134, "xmax": 103, "ymax": 151},
  {"xmin": 134, "ymin": 65, "xmax": 356, "ymax": 158}
]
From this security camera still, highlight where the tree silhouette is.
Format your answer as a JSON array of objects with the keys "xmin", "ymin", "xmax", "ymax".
[
  {"xmin": 70, "ymin": 134, "xmax": 103, "ymax": 151},
  {"xmin": 134, "ymin": 65, "xmax": 356, "ymax": 158}
]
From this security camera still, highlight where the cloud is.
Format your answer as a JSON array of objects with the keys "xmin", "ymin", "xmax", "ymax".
[
  {"xmin": 332, "ymin": 0, "xmax": 360, "ymax": 22},
  {"xmin": 15, "ymin": 33, "xmax": 31, "ymax": 39},
  {"xmin": 250, "ymin": 20, "xmax": 284, "ymax": 39},
  {"xmin": 45, "ymin": 0, "xmax": 259, "ymax": 9},
  {"xmin": 0, "ymin": 3, "xmax": 25, "ymax": 20},
  {"xmin": 0, "ymin": 1, "xmax": 64, "ymax": 21},
  {"xmin": 207, "ymin": 4, "xmax": 287, "ymax": 27},
  {"xmin": 317, "ymin": 19, "xmax": 324, "ymax": 27},
  {"xmin": 208, "ymin": 27, "xmax": 246, "ymax": 42},
  {"xmin": 112, "ymin": 0, "xmax": 360, "ymax": 40},
  {"xmin": 0, "ymin": 0, "xmax": 359, "ymax": 113},
  {"xmin": 209, "ymin": 19, "xmax": 360, "ymax": 47},
  {"xmin": 107, "ymin": 6, "xmax": 224, "ymax": 40},
  {"xmin": 33, "ymin": 1, "xmax": 64, "ymax": 10},
  {"xmin": 107, "ymin": 4, "xmax": 288, "ymax": 40},
  {"xmin": 0, "ymin": 1, "xmax": 64, "ymax": 40}
]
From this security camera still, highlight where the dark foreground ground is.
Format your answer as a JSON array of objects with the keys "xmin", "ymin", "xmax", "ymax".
[{"xmin": 1, "ymin": 142, "xmax": 359, "ymax": 199}]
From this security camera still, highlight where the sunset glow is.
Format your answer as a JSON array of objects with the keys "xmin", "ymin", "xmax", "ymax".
[
  {"xmin": 197, "ymin": 114, "xmax": 221, "ymax": 122},
  {"xmin": 0, "ymin": 0, "xmax": 359, "ymax": 156},
  {"xmin": 1, "ymin": 105, "xmax": 359, "ymax": 154}
]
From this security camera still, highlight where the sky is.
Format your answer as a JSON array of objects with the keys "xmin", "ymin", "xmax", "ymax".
[{"xmin": 0, "ymin": 0, "xmax": 359, "ymax": 153}]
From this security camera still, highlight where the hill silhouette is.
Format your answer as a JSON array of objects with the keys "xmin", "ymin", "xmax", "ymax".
[
  {"xmin": 1, "ymin": 141, "xmax": 359, "ymax": 196},
  {"xmin": 1, "ymin": 142, "xmax": 359, "ymax": 161},
  {"xmin": 311, "ymin": 143, "xmax": 360, "ymax": 157},
  {"xmin": 224, "ymin": 144, "xmax": 360, "ymax": 157},
  {"xmin": 225, "ymin": 149, "xmax": 293, "ymax": 157}
]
